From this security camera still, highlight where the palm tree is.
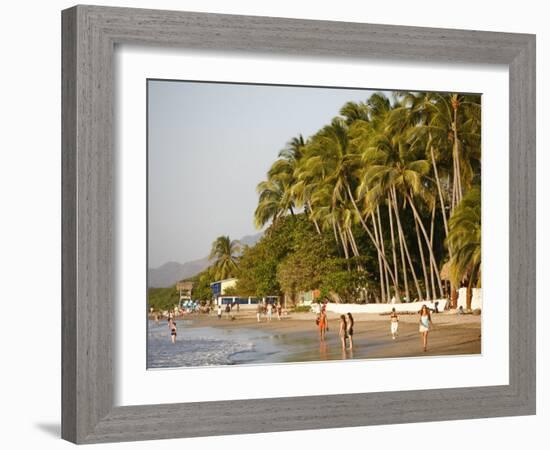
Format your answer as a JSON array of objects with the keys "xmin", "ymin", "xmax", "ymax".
[
  {"xmin": 251, "ymin": 90, "xmax": 481, "ymax": 306},
  {"xmin": 446, "ymin": 186, "xmax": 481, "ymax": 310},
  {"xmin": 209, "ymin": 236, "xmax": 241, "ymax": 280},
  {"xmin": 353, "ymin": 95, "xmax": 426, "ymax": 301},
  {"xmin": 402, "ymin": 91, "xmax": 481, "ymax": 304},
  {"xmin": 254, "ymin": 135, "xmax": 306, "ymax": 229}
]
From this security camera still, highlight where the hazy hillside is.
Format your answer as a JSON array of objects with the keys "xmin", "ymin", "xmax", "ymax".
[{"xmin": 148, "ymin": 231, "xmax": 263, "ymax": 288}]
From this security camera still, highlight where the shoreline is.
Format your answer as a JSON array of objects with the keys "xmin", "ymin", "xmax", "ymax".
[{"xmin": 150, "ymin": 311, "xmax": 481, "ymax": 366}]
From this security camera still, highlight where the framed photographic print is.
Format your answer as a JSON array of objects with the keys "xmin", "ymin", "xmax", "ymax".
[{"xmin": 62, "ymin": 5, "xmax": 536, "ymax": 444}]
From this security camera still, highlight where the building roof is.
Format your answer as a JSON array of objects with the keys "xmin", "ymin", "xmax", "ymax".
[
  {"xmin": 210, "ymin": 277, "xmax": 238, "ymax": 286},
  {"xmin": 176, "ymin": 281, "xmax": 194, "ymax": 291}
]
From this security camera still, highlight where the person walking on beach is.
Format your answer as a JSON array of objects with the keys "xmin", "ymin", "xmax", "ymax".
[
  {"xmin": 217, "ymin": 304, "xmax": 222, "ymax": 319},
  {"xmin": 168, "ymin": 318, "xmax": 177, "ymax": 344},
  {"xmin": 256, "ymin": 302, "xmax": 262, "ymax": 323},
  {"xmin": 225, "ymin": 303, "xmax": 231, "ymax": 319},
  {"xmin": 318, "ymin": 309, "xmax": 328, "ymax": 342},
  {"xmin": 338, "ymin": 315, "xmax": 348, "ymax": 351},
  {"xmin": 390, "ymin": 308, "xmax": 399, "ymax": 339},
  {"xmin": 276, "ymin": 302, "xmax": 282, "ymax": 320},
  {"xmin": 419, "ymin": 305, "xmax": 432, "ymax": 352},
  {"xmin": 346, "ymin": 313, "xmax": 354, "ymax": 350},
  {"xmin": 267, "ymin": 302, "xmax": 273, "ymax": 321}
]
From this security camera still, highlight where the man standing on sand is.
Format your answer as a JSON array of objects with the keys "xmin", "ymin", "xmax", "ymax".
[{"xmin": 267, "ymin": 302, "xmax": 273, "ymax": 321}]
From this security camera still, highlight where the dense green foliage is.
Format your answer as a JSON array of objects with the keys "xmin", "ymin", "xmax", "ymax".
[
  {"xmin": 447, "ymin": 186, "xmax": 481, "ymax": 288},
  {"xmin": 250, "ymin": 91, "xmax": 482, "ymax": 303},
  {"xmin": 147, "ymin": 286, "xmax": 179, "ymax": 312},
  {"xmin": 190, "ymin": 270, "xmax": 215, "ymax": 301}
]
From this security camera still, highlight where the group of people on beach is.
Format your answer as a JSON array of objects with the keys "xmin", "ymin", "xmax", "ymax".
[
  {"xmin": 316, "ymin": 303, "xmax": 434, "ymax": 353},
  {"xmin": 256, "ymin": 301, "xmax": 282, "ymax": 322},
  {"xmin": 165, "ymin": 300, "xmax": 435, "ymax": 352},
  {"xmin": 316, "ymin": 305, "xmax": 355, "ymax": 351}
]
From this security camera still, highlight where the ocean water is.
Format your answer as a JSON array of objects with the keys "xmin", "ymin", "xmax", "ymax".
[{"xmin": 147, "ymin": 320, "xmax": 283, "ymax": 368}]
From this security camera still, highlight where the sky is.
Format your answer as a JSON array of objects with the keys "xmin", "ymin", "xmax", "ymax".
[{"xmin": 148, "ymin": 80, "xmax": 387, "ymax": 268}]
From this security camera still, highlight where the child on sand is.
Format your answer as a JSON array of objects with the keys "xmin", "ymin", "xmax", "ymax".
[{"xmin": 390, "ymin": 308, "xmax": 399, "ymax": 339}]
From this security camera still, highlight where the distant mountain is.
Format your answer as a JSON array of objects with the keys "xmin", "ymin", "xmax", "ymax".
[{"xmin": 148, "ymin": 231, "xmax": 263, "ymax": 288}]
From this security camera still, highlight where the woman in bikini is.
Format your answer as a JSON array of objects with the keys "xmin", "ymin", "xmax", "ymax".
[
  {"xmin": 339, "ymin": 315, "xmax": 348, "ymax": 350},
  {"xmin": 168, "ymin": 318, "xmax": 177, "ymax": 344},
  {"xmin": 418, "ymin": 305, "xmax": 432, "ymax": 352}
]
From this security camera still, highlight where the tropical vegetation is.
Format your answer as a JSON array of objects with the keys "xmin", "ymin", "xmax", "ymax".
[
  {"xmin": 159, "ymin": 90, "xmax": 482, "ymax": 309},
  {"xmin": 247, "ymin": 91, "xmax": 481, "ymax": 306}
]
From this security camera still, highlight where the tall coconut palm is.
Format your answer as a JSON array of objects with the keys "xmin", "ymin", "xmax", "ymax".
[
  {"xmin": 446, "ymin": 186, "xmax": 481, "ymax": 309},
  {"xmin": 209, "ymin": 236, "xmax": 241, "ymax": 280},
  {"xmin": 357, "ymin": 110, "xmax": 445, "ymax": 301},
  {"xmin": 350, "ymin": 94, "xmax": 420, "ymax": 301},
  {"xmin": 255, "ymin": 135, "xmax": 308, "ymax": 229},
  {"xmin": 254, "ymin": 177, "xmax": 293, "ymax": 228},
  {"xmin": 401, "ymin": 91, "xmax": 481, "ymax": 304}
]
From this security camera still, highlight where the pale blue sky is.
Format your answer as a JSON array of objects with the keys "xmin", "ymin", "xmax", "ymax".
[{"xmin": 148, "ymin": 80, "xmax": 387, "ymax": 268}]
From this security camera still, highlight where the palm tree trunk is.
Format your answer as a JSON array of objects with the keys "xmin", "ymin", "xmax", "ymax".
[
  {"xmin": 371, "ymin": 212, "xmax": 386, "ymax": 303},
  {"xmin": 390, "ymin": 190, "xmax": 409, "ymax": 302},
  {"xmin": 429, "ymin": 204, "xmax": 438, "ymax": 299},
  {"xmin": 429, "ymin": 143, "xmax": 450, "ymax": 238},
  {"xmin": 307, "ymin": 200, "xmax": 322, "ymax": 235},
  {"xmin": 346, "ymin": 227, "xmax": 364, "ymax": 272},
  {"xmin": 331, "ymin": 216, "xmax": 342, "ymax": 255},
  {"xmin": 406, "ymin": 194, "xmax": 444, "ymax": 298},
  {"xmin": 387, "ymin": 194, "xmax": 400, "ymax": 300},
  {"xmin": 377, "ymin": 206, "xmax": 392, "ymax": 302},
  {"xmin": 337, "ymin": 222, "xmax": 351, "ymax": 271},
  {"xmin": 414, "ymin": 218, "xmax": 431, "ymax": 301},
  {"xmin": 343, "ymin": 182, "xmax": 398, "ymax": 289},
  {"xmin": 452, "ymin": 103, "xmax": 463, "ymax": 204},
  {"xmin": 466, "ymin": 281, "xmax": 473, "ymax": 311}
]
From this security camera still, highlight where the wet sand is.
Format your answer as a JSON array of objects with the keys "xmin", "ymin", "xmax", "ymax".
[{"xmin": 176, "ymin": 310, "xmax": 481, "ymax": 363}]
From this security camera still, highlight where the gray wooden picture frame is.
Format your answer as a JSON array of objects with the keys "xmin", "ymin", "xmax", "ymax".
[{"xmin": 61, "ymin": 5, "xmax": 536, "ymax": 444}]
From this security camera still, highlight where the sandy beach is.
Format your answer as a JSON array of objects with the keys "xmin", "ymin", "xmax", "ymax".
[{"xmin": 148, "ymin": 310, "xmax": 481, "ymax": 368}]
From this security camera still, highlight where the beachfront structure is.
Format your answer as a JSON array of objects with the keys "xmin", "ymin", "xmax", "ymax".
[
  {"xmin": 176, "ymin": 280, "xmax": 193, "ymax": 301},
  {"xmin": 215, "ymin": 295, "xmax": 279, "ymax": 308},
  {"xmin": 210, "ymin": 278, "xmax": 279, "ymax": 308},
  {"xmin": 210, "ymin": 278, "xmax": 238, "ymax": 298}
]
